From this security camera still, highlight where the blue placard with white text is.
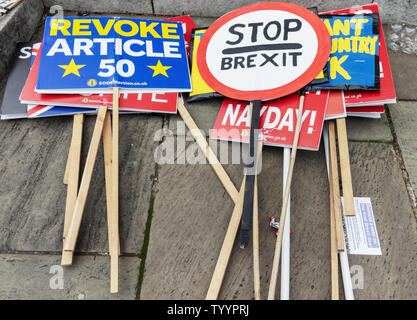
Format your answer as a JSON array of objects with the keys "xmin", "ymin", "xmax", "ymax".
[{"xmin": 36, "ymin": 17, "xmax": 192, "ymax": 93}]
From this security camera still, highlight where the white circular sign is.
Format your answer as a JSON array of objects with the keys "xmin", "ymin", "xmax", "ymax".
[{"xmin": 197, "ymin": 2, "xmax": 331, "ymax": 100}]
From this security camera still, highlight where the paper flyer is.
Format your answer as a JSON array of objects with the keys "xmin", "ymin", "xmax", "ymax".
[{"xmin": 342, "ymin": 197, "xmax": 382, "ymax": 256}]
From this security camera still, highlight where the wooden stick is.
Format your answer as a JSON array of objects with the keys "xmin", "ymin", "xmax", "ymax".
[
  {"xmin": 110, "ymin": 87, "xmax": 120, "ymax": 293},
  {"xmin": 336, "ymin": 118, "xmax": 355, "ymax": 216},
  {"xmin": 268, "ymin": 93, "xmax": 305, "ymax": 300},
  {"xmin": 328, "ymin": 121, "xmax": 345, "ymax": 251},
  {"xmin": 63, "ymin": 145, "xmax": 71, "ymax": 185},
  {"xmin": 103, "ymin": 110, "xmax": 120, "ymax": 293},
  {"xmin": 61, "ymin": 114, "xmax": 84, "ymax": 266},
  {"xmin": 329, "ymin": 137, "xmax": 339, "ymax": 300},
  {"xmin": 323, "ymin": 124, "xmax": 354, "ymax": 300},
  {"xmin": 206, "ymin": 178, "xmax": 246, "ymax": 300},
  {"xmin": 64, "ymin": 106, "xmax": 107, "ymax": 253},
  {"xmin": 253, "ymin": 141, "xmax": 264, "ymax": 300},
  {"xmin": 177, "ymin": 97, "xmax": 239, "ymax": 203},
  {"xmin": 240, "ymin": 100, "xmax": 261, "ymax": 249},
  {"xmin": 63, "ymin": 115, "xmax": 81, "ymax": 185}
]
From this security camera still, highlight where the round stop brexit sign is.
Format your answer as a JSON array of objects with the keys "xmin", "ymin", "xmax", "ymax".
[{"xmin": 197, "ymin": 2, "xmax": 331, "ymax": 101}]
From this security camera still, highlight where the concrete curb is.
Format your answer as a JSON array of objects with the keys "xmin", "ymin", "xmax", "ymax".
[
  {"xmin": 40, "ymin": 0, "xmax": 417, "ymax": 25},
  {"xmin": 0, "ymin": 0, "xmax": 44, "ymax": 80}
]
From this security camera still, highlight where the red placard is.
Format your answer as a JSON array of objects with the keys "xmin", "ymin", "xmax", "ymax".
[
  {"xmin": 197, "ymin": 2, "xmax": 331, "ymax": 101},
  {"xmin": 325, "ymin": 91, "xmax": 346, "ymax": 120},
  {"xmin": 211, "ymin": 91, "xmax": 329, "ymax": 150}
]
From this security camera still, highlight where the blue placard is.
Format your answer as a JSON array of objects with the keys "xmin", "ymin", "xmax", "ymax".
[
  {"xmin": 36, "ymin": 17, "xmax": 192, "ymax": 93},
  {"xmin": 316, "ymin": 14, "xmax": 379, "ymax": 90}
]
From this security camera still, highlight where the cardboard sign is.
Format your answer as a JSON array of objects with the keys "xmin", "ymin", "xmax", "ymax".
[
  {"xmin": 323, "ymin": 4, "xmax": 396, "ymax": 106},
  {"xmin": 187, "ymin": 28, "xmax": 223, "ymax": 102},
  {"xmin": 27, "ymin": 105, "xmax": 96, "ymax": 118},
  {"xmin": 163, "ymin": 15, "xmax": 197, "ymax": 56},
  {"xmin": 346, "ymin": 105, "xmax": 384, "ymax": 118},
  {"xmin": 36, "ymin": 17, "xmax": 192, "ymax": 94},
  {"xmin": 197, "ymin": 2, "xmax": 330, "ymax": 100},
  {"xmin": 211, "ymin": 91, "xmax": 329, "ymax": 150},
  {"xmin": 324, "ymin": 90, "xmax": 346, "ymax": 120},
  {"xmin": 0, "ymin": 42, "xmax": 33, "ymax": 119},
  {"xmin": 316, "ymin": 14, "xmax": 380, "ymax": 90},
  {"xmin": 21, "ymin": 43, "xmax": 178, "ymax": 113}
]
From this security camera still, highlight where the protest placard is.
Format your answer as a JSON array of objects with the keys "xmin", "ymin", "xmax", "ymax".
[
  {"xmin": 197, "ymin": 2, "xmax": 330, "ymax": 300},
  {"xmin": 323, "ymin": 3, "xmax": 396, "ymax": 107},
  {"xmin": 211, "ymin": 91, "xmax": 329, "ymax": 150},
  {"xmin": 36, "ymin": 17, "xmax": 192, "ymax": 94}
]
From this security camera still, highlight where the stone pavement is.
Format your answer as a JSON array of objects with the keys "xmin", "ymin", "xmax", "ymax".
[{"xmin": 0, "ymin": 10, "xmax": 417, "ymax": 300}]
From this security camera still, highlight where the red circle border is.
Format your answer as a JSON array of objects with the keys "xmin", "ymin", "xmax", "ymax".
[{"xmin": 197, "ymin": 2, "xmax": 331, "ymax": 101}]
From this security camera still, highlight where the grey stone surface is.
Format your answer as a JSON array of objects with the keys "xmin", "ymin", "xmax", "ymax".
[
  {"xmin": 141, "ymin": 140, "xmax": 417, "ymax": 299},
  {"xmin": 384, "ymin": 23, "xmax": 417, "ymax": 101},
  {"xmin": 0, "ymin": 254, "xmax": 140, "ymax": 299},
  {"xmin": 386, "ymin": 49, "xmax": 417, "ymax": 101},
  {"xmin": 169, "ymin": 98, "xmax": 393, "ymax": 142},
  {"xmin": 0, "ymin": 0, "xmax": 44, "ymax": 80},
  {"xmin": 42, "ymin": 0, "xmax": 153, "ymax": 15},
  {"xmin": 0, "ymin": 114, "xmax": 162, "ymax": 254},
  {"xmin": 378, "ymin": 0, "xmax": 417, "ymax": 25},
  {"xmin": 153, "ymin": 0, "xmax": 373, "ymax": 18},
  {"xmin": 389, "ymin": 101, "xmax": 417, "ymax": 196},
  {"xmin": 345, "ymin": 112, "xmax": 393, "ymax": 142}
]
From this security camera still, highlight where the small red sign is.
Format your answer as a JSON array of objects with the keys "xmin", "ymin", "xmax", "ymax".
[{"xmin": 211, "ymin": 91, "xmax": 329, "ymax": 150}]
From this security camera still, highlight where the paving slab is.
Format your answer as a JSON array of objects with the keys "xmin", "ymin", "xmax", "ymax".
[
  {"xmin": 386, "ymin": 49, "xmax": 417, "ymax": 101},
  {"xmin": 153, "ymin": 0, "xmax": 374, "ymax": 18},
  {"xmin": 0, "ymin": 114, "xmax": 162, "ymax": 254},
  {"xmin": 0, "ymin": 0, "xmax": 44, "ymax": 79},
  {"xmin": 0, "ymin": 253, "xmax": 140, "ymax": 299},
  {"xmin": 378, "ymin": 0, "xmax": 417, "ymax": 25},
  {"xmin": 388, "ymin": 101, "xmax": 417, "ymax": 197},
  {"xmin": 345, "ymin": 112, "xmax": 393, "ymax": 142},
  {"xmin": 169, "ymin": 99, "xmax": 393, "ymax": 142},
  {"xmin": 42, "ymin": 0, "xmax": 153, "ymax": 15},
  {"xmin": 141, "ymin": 140, "xmax": 417, "ymax": 299}
]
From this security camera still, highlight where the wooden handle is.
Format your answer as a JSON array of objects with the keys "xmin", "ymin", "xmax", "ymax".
[
  {"xmin": 328, "ymin": 121, "xmax": 346, "ymax": 251},
  {"xmin": 177, "ymin": 97, "xmax": 239, "ymax": 203},
  {"xmin": 61, "ymin": 114, "xmax": 84, "ymax": 266},
  {"xmin": 336, "ymin": 118, "xmax": 355, "ymax": 216},
  {"xmin": 110, "ymin": 87, "xmax": 120, "ymax": 293},
  {"xmin": 328, "ymin": 126, "xmax": 339, "ymax": 299},
  {"xmin": 206, "ymin": 178, "xmax": 246, "ymax": 300},
  {"xmin": 64, "ymin": 106, "xmax": 107, "ymax": 253}
]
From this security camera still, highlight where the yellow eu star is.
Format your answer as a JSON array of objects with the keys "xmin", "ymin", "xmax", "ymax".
[
  {"xmin": 58, "ymin": 58, "xmax": 86, "ymax": 77},
  {"xmin": 147, "ymin": 60, "xmax": 172, "ymax": 77}
]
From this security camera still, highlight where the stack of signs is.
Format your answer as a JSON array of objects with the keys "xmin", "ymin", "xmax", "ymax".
[
  {"xmin": 26, "ymin": 15, "xmax": 192, "ymax": 294},
  {"xmin": 322, "ymin": 3, "xmax": 396, "ymax": 118},
  {"xmin": 19, "ymin": 16, "xmax": 196, "ymax": 117},
  {"xmin": 197, "ymin": 2, "xmax": 331, "ymax": 301}
]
